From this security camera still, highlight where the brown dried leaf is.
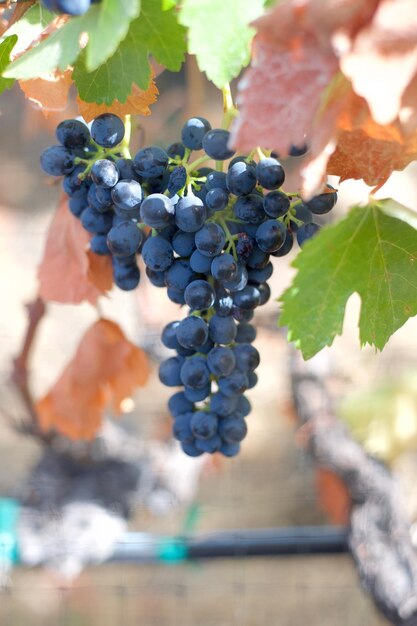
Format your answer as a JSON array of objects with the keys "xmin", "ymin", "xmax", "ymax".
[
  {"xmin": 38, "ymin": 195, "xmax": 111, "ymax": 304},
  {"xmin": 36, "ymin": 319, "xmax": 150, "ymax": 440},
  {"xmin": 19, "ymin": 70, "xmax": 72, "ymax": 117},
  {"xmin": 77, "ymin": 82, "xmax": 159, "ymax": 122},
  {"xmin": 341, "ymin": 0, "xmax": 417, "ymax": 125}
]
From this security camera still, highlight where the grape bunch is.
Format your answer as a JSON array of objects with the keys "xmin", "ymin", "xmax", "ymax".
[
  {"xmin": 40, "ymin": 113, "xmax": 338, "ymax": 457},
  {"xmin": 41, "ymin": 0, "xmax": 98, "ymax": 16}
]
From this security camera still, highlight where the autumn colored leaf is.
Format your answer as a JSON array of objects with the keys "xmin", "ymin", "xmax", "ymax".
[
  {"xmin": 36, "ymin": 319, "xmax": 150, "ymax": 440},
  {"xmin": 76, "ymin": 80, "xmax": 159, "ymax": 122},
  {"xmin": 315, "ymin": 468, "xmax": 351, "ymax": 525},
  {"xmin": 327, "ymin": 94, "xmax": 417, "ymax": 187},
  {"xmin": 38, "ymin": 195, "xmax": 112, "ymax": 305},
  {"xmin": 340, "ymin": 0, "xmax": 417, "ymax": 126},
  {"xmin": 231, "ymin": 1, "xmax": 339, "ymax": 155},
  {"xmin": 19, "ymin": 70, "xmax": 72, "ymax": 116},
  {"xmin": 87, "ymin": 249, "xmax": 113, "ymax": 293}
]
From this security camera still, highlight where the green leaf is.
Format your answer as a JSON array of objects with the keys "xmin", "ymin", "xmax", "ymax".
[
  {"xmin": 85, "ymin": 0, "xmax": 140, "ymax": 72},
  {"xmin": 279, "ymin": 200, "xmax": 417, "ymax": 359},
  {"xmin": 162, "ymin": 0, "xmax": 178, "ymax": 9},
  {"xmin": 74, "ymin": 0, "xmax": 184, "ymax": 104},
  {"xmin": 4, "ymin": 7, "xmax": 99, "ymax": 79},
  {"xmin": 133, "ymin": 0, "xmax": 186, "ymax": 71},
  {"xmin": 179, "ymin": 0, "xmax": 265, "ymax": 89},
  {"xmin": 0, "ymin": 36, "xmax": 17, "ymax": 94},
  {"xmin": 73, "ymin": 35, "xmax": 149, "ymax": 104},
  {"xmin": 1, "ymin": 4, "xmax": 54, "ymax": 56}
]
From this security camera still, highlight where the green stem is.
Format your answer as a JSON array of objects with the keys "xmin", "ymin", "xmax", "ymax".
[
  {"xmin": 221, "ymin": 83, "xmax": 238, "ymax": 131},
  {"xmin": 186, "ymin": 155, "xmax": 212, "ymax": 173},
  {"xmin": 218, "ymin": 217, "xmax": 238, "ymax": 260},
  {"xmin": 120, "ymin": 115, "xmax": 132, "ymax": 159}
]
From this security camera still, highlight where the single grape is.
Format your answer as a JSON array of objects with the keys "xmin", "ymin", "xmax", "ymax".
[
  {"xmin": 222, "ymin": 264, "xmax": 248, "ymax": 293},
  {"xmin": 107, "ymin": 221, "xmax": 143, "ymax": 256},
  {"xmin": 205, "ymin": 171, "xmax": 227, "ymax": 191},
  {"xmin": 90, "ymin": 234, "xmax": 110, "ymax": 255},
  {"xmin": 211, "ymin": 253, "xmax": 238, "ymax": 282},
  {"xmin": 90, "ymin": 159, "xmax": 119, "ymax": 188},
  {"xmin": 167, "ymin": 142, "xmax": 186, "ymax": 160},
  {"xmin": 289, "ymin": 143, "xmax": 308, "ymax": 157},
  {"xmin": 209, "ymin": 314, "xmax": 237, "ymax": 344},
  {"xmin": 195, "ymin": 435, "xmax": 222, "ymax": 453},
  {"xmin": 219, "ymin": 442, "xmax": 240, "ymax": 457},
  {"xmin": 140, "ymin": 193, "xmax": 174, "ymax": 229},
  {"xmin": 195, "ymin": 223, "xmax": 226, "ymax": 257},
  {"xmin": 181, "ymin": 117, "xmax": 212, "ymax": 150},
  {"xmin": 142, "ymin": 235, "xmax": 174, "ymax": 271},
  {"xmin": 159, "ymin": 355, "xmax": 185, "ymax": 386},
  {"xmin": 165, "ymin": 259, "xmax": 197, "ymax": 291},
  {"xmin": 181, "ymin": 441, "xmax": 204, "ymax": 457},
  {"xmin": 218, "ymin": 416, "xmax": 248, "ymax": 444},
  {"xmin": 263, "ymin": 191, "xmax": 290, "ymax": 218},
  {"xmin": 172, "ymin": 230, "xmax": 196, "ymax": 257},
  {"xmin": 247, "ymin": 246, "xmax": 270, "ymax": 269},
  {"xmin": 40, "ymin": 146, "xmax": 75, "ymax": 176},
  {"xmin": 233, "ymin": 194, "xmax": 265, "ymax": 224},
  {"xmin": 271, "ymin": 229, "xmax": 294, "ymax": 257},
  {"xmin": 257, "ymin": 282, "xmax": 271, "ymax": 305},
  {"xmin": 54, "ymin": 0, "xmax": 91, "ymax": 14},
  {"xmin": 306, "ymin": 187, "xmax": 338, "ymax": 214},
  {"xmin": 184, "ymin": 280, "xmax": 215, "ymax": 311},
  {"xmin": 256, "ymin": 158, "xmax": 285, "ymax": 189},
  {"xmin": 167, "ymin": 166, "xmax": 187, "ymax": 194},
  {"xmin": 214, "ymin": 289, "xmax": 234, "ymax": 317},
  {"xmin": 255, "ymin": 219, "xmax": 286, "ymax": 253},
  {"xmin": 247, "ymin": 262, "xmax": 273, "ymax": 284},
  {"xmin": 176, "ymin": 316, "xmax": 209, "ymax": 350},
  {"xmin": 95, "ymin": 186, "xmax": 114, "ymax": 210},
  {"xmin": 226, "ymin": 161, "xmax": 257, "ymax": 196},
  {"xmin": 296, "ymin": 222, "xmax": 320, "ymax": 246},
  {"xmin": 292, "ymin": 203, "xmax": 313, "ymax": 227},
  {"xmin": 180, "ymin": 356, "xmax": 210, "ymax": 389},
  {"xmin": 218, "ymin": 371, "xmax": 248, "ymax": 397},
  {"xmin": 173, "ymin": 412, "xmax": 194, "ymax": 444},
  {"xmin": 69, "ymin": 196, "xmax": 87, "ymax": 217},
  {"xmin": 113, "ymin": 262, "xmax": 140, "ymax": 291},
  {"xmin": 232, "ymin": 285, "xmax": 261, "ymax": 310},
  {"xmin": 210, "ymin": 392, "xmax": 238, "ymax": 417},
  {"xmin": 81, "ymin": 207, "xmax": 113, "ymax": 234},
  {"xmin": 168, "ymin": 392, "xmax": 194, "ymax": 418},
  {"xmin": 184, "ymin": 384, "xmax": 211, "ymax": 402},
  {"xmin": 233, "ymin": 343, "xmax": 260, "ymax": 373},
  {"xmin": 190, "ymin": 411, "xmax": 218, "ymax": 440},
  {"xmin": 116, "ymin": 158, "xmax": 141, "ymax": 181},
  {"xmin": 146, "ymin": 267, "xmax": 166, "ymax": 287},
  {"xmin": 91, "ymin": 114, "xmax": 125, "ymax": 148},
  {"xmin": 111, "ymin": 180, "xmax": 143, "ymax": 219},
  {"xmin": 175, "ymin": 194, "xmax": 207, "ymax": 232},
  {"xmin": 56, "ymin": 119, "xmax": 90, "ymax": 149},
  {"xmin": 202, "ymin": 129, "xmax": 235, "ymax": 160},
  {"xmin": 167, "ymin": 288, "xmax": 186, "ymax": 305},
  {"xmin": 205, "ymin": 188, "xmax": 229, "ymax": 211},
  {"xmin": 247, "ymin": 372, "xmax": 258, "ymax": 389},
  {"xmin": 133, "ymin": 146, "xmax": 169, "ymax": 178},
  {"xmin": 189, "ymin": 250, "xmax": 212, "ymax": 273},
  {"xmin": 207, "ymin": 346, "xmax": 236, "ymax": 377},
  {"xmin": 236, "ymin": 395, "xmax": 252, "ymax": 418}
]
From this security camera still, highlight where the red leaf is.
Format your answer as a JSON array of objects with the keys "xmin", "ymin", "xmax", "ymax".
[
  {"xmin": 327, "ymin": 93, "xmax": 417, "ymax": 187},
  {"xmin": 231, "ymin": 2, "xmax": 339, "ymax": 155},
  {"xmin": 36, "ymin": 319, "xmax": 150, "ymax": 440},
  {"xmin": 19, "ymin": 71, "xmax": 72, "ymax": 117},
  {"xmin": 340, "ymin": 0, "xmax": 417, "ymax": 125},
  {"xmin": 38, "ymin": 195, "xmax": 112, "ymax": 304}
]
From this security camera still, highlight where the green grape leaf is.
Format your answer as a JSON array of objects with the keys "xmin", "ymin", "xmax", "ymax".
[
  {"xmin": 73, "ymin": 35, "xmax": 149, "ymax": 104},
  {"xmin": 85, "ymin": 0, "xmax": 140, "ymax": 72},
  {"xmin": 162, "ymin": 0, "xmax": 178, "ymax": 9},
  {"xmin": 0, "ymin": 36, "xmax": 17, "ymax": 94},
  {"xmin": 133, "ymin": 0, "xmax": 186, "ymax": 71},
  {"xmin": 179, "ymin": 0, "xmax": 265, "ymax": 89},
  {"xmin": 74, "ymin": 0, "xmax": 184, "ymax": 103},
  {"xmin": 4, "ymin": 7, "xmax": 99, "ymax": 79},
  {"xmin": 279, "ymin": 199, "xmax": 417, "ymax": 359},
  {"xmin": 1, "ymin": 4, "xmax": 55, "ymax": 56}
]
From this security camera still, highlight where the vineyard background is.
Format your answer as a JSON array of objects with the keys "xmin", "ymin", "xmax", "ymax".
[{"xmin": 2, "ymin": 63, "xmax": 417, "ymax": 625}]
